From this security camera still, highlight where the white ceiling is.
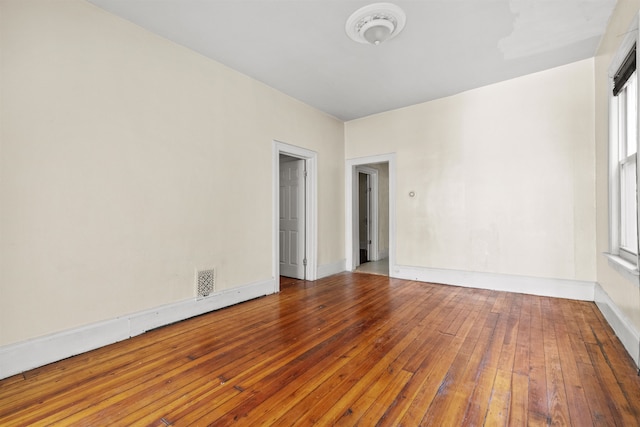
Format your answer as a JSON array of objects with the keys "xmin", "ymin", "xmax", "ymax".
[{"xmin": 87, "ymin": 0, "xmax": 617, "ymax": 121}]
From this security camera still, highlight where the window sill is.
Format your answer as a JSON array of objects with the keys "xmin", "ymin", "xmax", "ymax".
[{"xmin": 604, "ymin": 253, "xmax": 640, "ymax": 286}]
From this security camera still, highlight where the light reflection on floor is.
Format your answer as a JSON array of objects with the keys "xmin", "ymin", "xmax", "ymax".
[{"xmin": 354, "ymin": 258, "xmax": 389, "ymax": 276}]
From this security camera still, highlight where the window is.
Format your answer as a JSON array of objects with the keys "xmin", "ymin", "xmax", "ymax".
[
  {"xmin": 618, "ymin": 68, "xmax": 638, "ymax": 261},
  {"xmin": 610, "ymin": 43, "xmax": 639, "ymax": 269}
]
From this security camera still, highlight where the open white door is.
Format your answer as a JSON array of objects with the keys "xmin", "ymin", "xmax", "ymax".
[
  {"xmin": 279, "ymin": 156, "xmax": 305, "ymax": 279},
  {"xmin": 273, "ymin": 140, "xmax": 317, "ymax": 289},
  {"xmin": 356, "ymin": 166, "xmax": 379, "ymax": 264},
  {"xmin": 358, "ymin": 172, "xmax": 371, "ymax": 266}
]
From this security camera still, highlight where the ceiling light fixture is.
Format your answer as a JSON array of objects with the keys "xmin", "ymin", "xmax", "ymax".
[{"xmin": 345, "ymin": 3, "xmax": 406, "ymax": 46}]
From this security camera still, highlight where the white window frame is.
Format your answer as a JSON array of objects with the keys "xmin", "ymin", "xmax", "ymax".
[
  {"xmin": 618, "ymin": 72, "xmax": 638, "ymax": 262},
  {"xmin": 607, "ymin": 14, "xmax": 640, "ymax": 281}
]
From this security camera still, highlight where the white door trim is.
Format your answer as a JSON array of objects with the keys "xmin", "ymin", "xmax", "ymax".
[
  {"xmin": 273, "ymin": 140, "xmax": 318, "ymax": 289},
  {"xmin": 355, "ymin": 166, "xmax": 379, "ymax": 263},
  {"xmin": 346, "ymin": 153, "xmax": 396, "ymax": 273}
]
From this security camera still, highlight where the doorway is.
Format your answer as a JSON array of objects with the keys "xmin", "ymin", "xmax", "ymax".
[
  {"xmin": 356, "ymin": 166, "xmax": 379, "ymax": 266},
  {"xmin": 279, "ymin": 154, "xmax": 305, "ymax": 280},
  {"xmin": 346, "ymin": 154, "xmax": 396, "ymax": 276},
  {"xmin": 272, "ymin": 140, "xmax": 318, "ymax": 290},
  {"xmin": 359, "ymin": 172, "xmax": 370, "ymax": 264}
]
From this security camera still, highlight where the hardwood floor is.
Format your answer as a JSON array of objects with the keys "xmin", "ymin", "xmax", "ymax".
[{"xmin": 1, "ymin": 272, "xmax": 640, "ymax": 426}]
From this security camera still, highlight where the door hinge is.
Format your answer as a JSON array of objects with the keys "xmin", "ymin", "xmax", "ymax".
[
  {"xmin": 304, "ymin": 171, "xmax": 308, "ymax": 178},
  {"xmin": 303, "ymin": 258, "xmax": 307, "ymax": 266}
]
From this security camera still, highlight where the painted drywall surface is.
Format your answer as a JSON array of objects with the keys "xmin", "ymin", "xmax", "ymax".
[
  {"xmin": 594, "ymin": 0, "xmax": 640, "ymax": 331},
  {"xmin": 0, "ymin": 0, "xmax": 344, "ymax": 346},
  {"xmin": 346, "ymin": 59, "xmax": 596, "ymax": 282}
]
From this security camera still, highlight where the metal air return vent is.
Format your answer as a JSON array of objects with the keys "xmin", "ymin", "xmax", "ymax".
[{"xmin": 196, "ymin": 268, "xmax": 215, "ymax": 299}]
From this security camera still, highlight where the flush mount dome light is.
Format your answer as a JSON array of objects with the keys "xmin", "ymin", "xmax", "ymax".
[{"xmin": 345, "ymin": 3, "xmax": 406, "ymax": 45}]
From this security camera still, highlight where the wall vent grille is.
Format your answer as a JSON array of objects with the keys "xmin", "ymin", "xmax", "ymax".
[{"xmin": 196, "ymin": 269, "xmax": 215, "ymax": 299}]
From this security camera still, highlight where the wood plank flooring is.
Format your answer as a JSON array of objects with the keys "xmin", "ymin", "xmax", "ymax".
[{"xmin": 1, "ymin": 272, "xmax": 640, "ymax": 426}]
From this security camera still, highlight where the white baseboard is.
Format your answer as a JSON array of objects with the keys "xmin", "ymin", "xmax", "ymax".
[
  {"xmin": 594, "ymin": 283, "xmax": 640, "ymax": 367},
  {"xmin": 392, "ymin": 265, "xmax": 595, "ymax": 301},
  {"xmin": 0, "ymin": 278, "xmax": 276, "ymax": 380},
  {"xmin": 6, "ymin": 269, "xmax": 634, "ymax": 380},
  {"xmin": 317, "ymin": 259, "xmax": 346, "ymax": 279}
]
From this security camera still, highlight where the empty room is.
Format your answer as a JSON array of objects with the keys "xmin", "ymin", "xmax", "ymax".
[{"xmin": 2, "ymin": 0, "xmax": 640, "ymax": 425}]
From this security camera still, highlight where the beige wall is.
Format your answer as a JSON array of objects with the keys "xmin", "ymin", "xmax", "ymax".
[
  {"xmin": 346, "ymin": 59, "xmax": 596, "ymax": 282},
  {"xmin": 0, "ymin": 0, "xmax": 344, "ymax": 346},
  {"xmin": 370, "ymin": 162, "xmax": 389, "ymax": 256},
  {"xmin": 595, "ymin": 0, "xmax": 640, "ymax": 331}
]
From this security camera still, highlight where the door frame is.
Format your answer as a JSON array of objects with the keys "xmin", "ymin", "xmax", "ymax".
[
  {"xmin": 346, "ymin": 153, "xmax": 396, "ymax": 273},
  {"xmin": 355, "ymin": 166, "xmax": 379, "ymax": 265},
  {"xmin": 279, "ymin": 155, "xmax": 306, "ymax": 279},
  {"xmin": 273, "ymin": 140, "xmax": 318, "ymax": 289}
]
